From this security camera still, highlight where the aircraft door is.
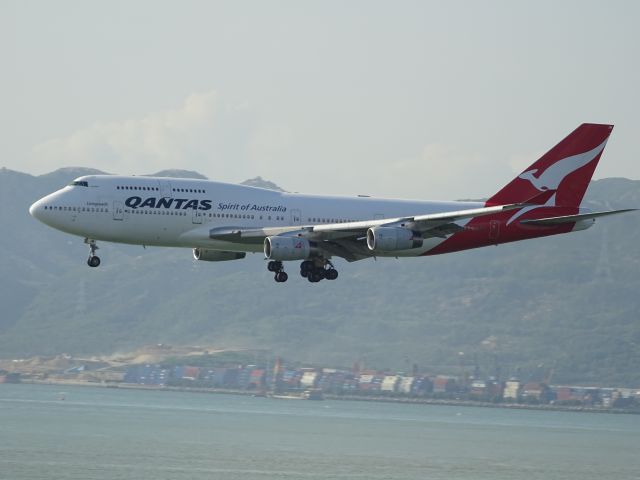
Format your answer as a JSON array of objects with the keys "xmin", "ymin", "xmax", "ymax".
[
  {"xmin": 290, "ymin": 209, "xmax": 302, "ymax": 225},
  {"xmin": 113, "ymin": 201, "xmax": 124, "ymax": 221},
  {"xmin": 489, "ymin": 220, "xmax": 500, "ymax": 240},
  {"xmin": 159, "ymin": 180, "xmax": 173, "ymax": 199},
  {"xmin": 192, "ymin": 209, "xmax": 203, "ymax": 224}
]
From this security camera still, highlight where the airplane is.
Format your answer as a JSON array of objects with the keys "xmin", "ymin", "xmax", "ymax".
[{"xmin": 29, "ymin": 123, "xmax": 635, "ymax": 283}]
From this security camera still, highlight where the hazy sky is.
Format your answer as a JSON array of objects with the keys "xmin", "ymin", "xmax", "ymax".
[{"xmin": 2, "ymin": 0, "xmax": 639, "ymax": 199}]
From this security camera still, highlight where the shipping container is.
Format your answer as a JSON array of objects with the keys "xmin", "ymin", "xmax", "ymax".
[
  {"xmin": 300, "ymin": 371, "xmax": 318, "ymax": 388},
  {"xmin": 398, "ymin": 376, "xmax": 414, "ymax": 394},
  {"xmin": 433, "ymin": 376, "xmax": 457, "ymax": 393},
  {"xmin": 381, "ymin": 375, "xmax": 400, "ymax": 392},
  {"xmin": 182, "ymin": 366, "xmax": 200, "ymax": 380}
]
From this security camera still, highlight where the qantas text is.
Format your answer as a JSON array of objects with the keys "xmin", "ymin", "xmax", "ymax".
[
  {"xmin": 125, "ymin": 196, "xmax": 212, "ymax": 210},
  {"xmin": 124, "ymin": 196, "xmax": 287, "ymax": 213}
]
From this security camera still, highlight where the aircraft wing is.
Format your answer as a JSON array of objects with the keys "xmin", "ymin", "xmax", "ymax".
[
  {"xmin": 305, "ymin": 189, "xmax": 556, "ymax": 240},
  {"xmin": 205, "ymin": 202, "xmax": 525, "ymax": 242},
  {"xmin": 309, "ymin": 202, "xmax": 524, "ymax": 240},
  {"xmin": 187, "ymin": 200, "xmax": 533, "ymax": 261}
]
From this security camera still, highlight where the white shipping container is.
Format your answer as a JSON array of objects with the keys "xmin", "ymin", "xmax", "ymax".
[
  {"xmin": 300, "ymin": 372, "xmax": 317, "ymax": 387},
  {"xmin": 398, "ymin": 376, "xmax": 414, "ymax": 393},
  {"xmin": 381, "ymin": 375, "xmax": 400, "ymax": 392},
  {"xmin": 359, "ymin": 374, "xmax": 373, "ymax": 384}
]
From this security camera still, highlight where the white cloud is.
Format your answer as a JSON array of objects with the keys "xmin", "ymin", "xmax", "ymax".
[
  {"xmin": 26, "ymin": 91, "xmax": 526, "ymax": 201},
  {"xmin": 364, "ymin": 143, "xmax": 502, "ymax": 200},
  {"xmin": 30, "ymin": 91, "xmax": 258, "ymax": 179}
]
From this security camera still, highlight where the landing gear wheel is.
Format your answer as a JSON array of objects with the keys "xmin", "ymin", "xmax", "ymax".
[
  {"xmin": 268, "ymin": 260, "xmax": 282, "ymax": 272},
  {"xmin": 275, "ymin": 271, "xmax": 288, "ymax": 283},
  {"xmin": 300, "ymin": 260, "xmax": 313, "ymax": 278},
  {"xmin": 87, "ymin": 256, "xmax": 101, "ymax": 268},
  {"xmin": 85, "ymin": 238, "xmax": 100, "ymax": 268},
  {"xmin": 268, "ymin": 260, "xmax": 287, "ymax": 282},
  {"xmin": 325, "ymin": 268, "xmax": 338, "ymax": 280},
  {"xmin": 308, "ymin": 269, "xmax": 324, "ymax": 282}
]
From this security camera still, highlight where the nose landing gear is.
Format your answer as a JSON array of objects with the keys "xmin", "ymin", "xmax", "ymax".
[{"xmin": 85, "ymin": 238, "xmax": 101, "ymax": 267}]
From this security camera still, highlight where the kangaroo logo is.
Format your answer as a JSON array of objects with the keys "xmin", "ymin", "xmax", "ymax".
[
  {"xmin": 518, "ymin": 139, "xmax": 607, "ymax": 192},
  {"xmin": 507, "ymin": 139, "xmax": 608, "ymax": 225}
]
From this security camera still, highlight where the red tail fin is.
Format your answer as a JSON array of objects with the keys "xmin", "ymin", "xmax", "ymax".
[{"xmin": 487, "ymin": 123, "xmax": 614, "ymax": 208}]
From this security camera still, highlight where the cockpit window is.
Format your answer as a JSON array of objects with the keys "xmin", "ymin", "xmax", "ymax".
[{"xmin": 69, "ymin": 180, "xmax": 89, "ymax": 187}]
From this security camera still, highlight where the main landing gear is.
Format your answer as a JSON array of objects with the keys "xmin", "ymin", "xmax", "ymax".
[
  {"xmin": 85, "ymin": 238, "xmax": 101, "ymax": 267},
  {"xmin": 268, "ymin": 260, "xmax": 288, "ymax": 283},
  {"xmin": 267, "ymin": 259, "xmax": 339, "ymax": 283},
  {"xmin": 300, "ymin": 259, "xmax": 338, "ymax": 283}
]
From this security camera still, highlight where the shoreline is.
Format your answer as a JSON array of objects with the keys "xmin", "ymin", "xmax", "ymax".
[{"xmin": 15, "ymin": 379, "xmax": 640, "ymax": 415}]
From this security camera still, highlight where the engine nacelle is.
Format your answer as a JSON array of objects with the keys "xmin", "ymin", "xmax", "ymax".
[
  {"xmin": 366, "ymin": 227, "xmax": 423, "ymax": 252},
  {"xmin": 193, "ymin": 248, "xmax": 246, "ymax": 262},
  {"xmin": 264, "ymin": 236, "xmax": 311, "ymax": 260}
]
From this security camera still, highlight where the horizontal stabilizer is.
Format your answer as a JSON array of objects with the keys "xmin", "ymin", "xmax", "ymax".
[{"xmin": 520, "ymin": 209, "xmax": 637, "ymax": 226}]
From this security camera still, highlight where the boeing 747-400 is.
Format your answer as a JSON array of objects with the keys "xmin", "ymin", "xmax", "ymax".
[{"xmin": 30, "ymin": 123, "xmax": 635, "ymax": 283}]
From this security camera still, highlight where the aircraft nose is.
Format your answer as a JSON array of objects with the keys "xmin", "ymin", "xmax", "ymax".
[{"xmin": 29, "ymin": 198, "xmax": 44, "ymax": 220}]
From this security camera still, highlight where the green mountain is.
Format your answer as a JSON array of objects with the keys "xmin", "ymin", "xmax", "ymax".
[{"xmin": 1, "ymin": 167, "xmax": 639, "ymax": 386}]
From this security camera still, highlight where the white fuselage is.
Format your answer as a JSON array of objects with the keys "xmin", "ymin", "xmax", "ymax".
[{"xmin": 29, "ymin": 175, "xmax": 481, "ymax": 257}]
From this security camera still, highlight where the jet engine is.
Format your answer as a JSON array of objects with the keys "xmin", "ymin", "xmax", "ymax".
[
  {"xmin": 366, "ymin": 227, "xmax": 423, "ymax": 252},
  {"xmin": 193, "ymin": 248, "xmax": 246, "ymax": 262},
  {"xmin": 264, "ymin": 236, "xmax": 311, "ymax": 260}
]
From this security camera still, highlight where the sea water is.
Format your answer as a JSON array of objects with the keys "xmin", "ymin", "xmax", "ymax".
[{"xmin": 0, "ymin": 384, "xmax": 638, "ymax": 480}]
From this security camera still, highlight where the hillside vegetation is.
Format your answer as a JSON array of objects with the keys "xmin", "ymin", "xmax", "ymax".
[{"xmin": 1, "ymin": 167, "xmax": 639, "ymax": 385}]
